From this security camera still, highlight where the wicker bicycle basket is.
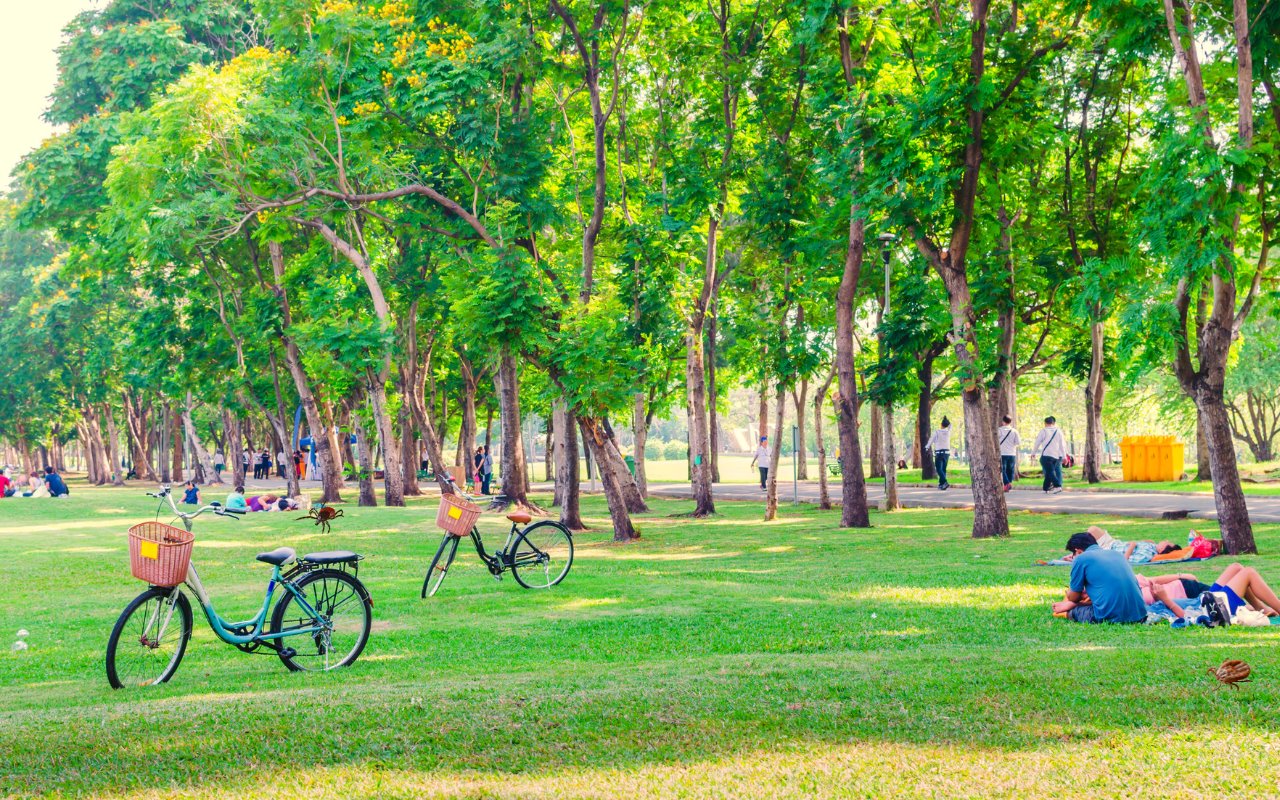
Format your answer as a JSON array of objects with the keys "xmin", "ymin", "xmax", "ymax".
[
  {"xmin": 128, "ymin": 521, "xmax": 195, "ymax": 586},
  {"xmin": 435, "ymin": 493, "xmax": 482, "ymax": 537}
]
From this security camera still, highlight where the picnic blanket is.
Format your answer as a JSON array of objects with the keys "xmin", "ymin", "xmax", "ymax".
[{"xmin": 1036, "ymin": 551, "xmax": 1218, "ymax": 567}]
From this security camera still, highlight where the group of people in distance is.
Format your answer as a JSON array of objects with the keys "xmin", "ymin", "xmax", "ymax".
[
  {"xmin": 0, "ymin": 466, "xmax": 69, "ymax": 499},
  {"xmin": 472, "ymin": 446, "xmax": 493, "ymax": 495},
  {"xmin": 1053, "ymin": 526, "xmax": 1280, "ymax": 627},
  {"xmin": 223, "ymin": 485, "xmax": 304, "ymax": 513},
  {"xmin": 926, "ymin": 415, "xmax": 1068, "ymax": 494},
  {"xmin": 212, "ymin": 448, "xmax": 308, "ymax": 481}
]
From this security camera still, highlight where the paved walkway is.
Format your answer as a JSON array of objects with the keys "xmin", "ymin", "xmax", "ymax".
[
  {"xmin": 226, "ymin": 476, "xmax": 1280, "ymax": 524},
  {"xmin": 645, "ymin": 481, "xmax": 1280, "ymax": 524}
]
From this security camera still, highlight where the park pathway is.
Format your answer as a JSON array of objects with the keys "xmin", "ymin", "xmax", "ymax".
[
  {"xmin": 231, "ymin": 476, "xmax": 1280, "ymax": 524},
  {"xmin": 645, "ymin": 481, "xmax": 1280, "ymax": 524}
]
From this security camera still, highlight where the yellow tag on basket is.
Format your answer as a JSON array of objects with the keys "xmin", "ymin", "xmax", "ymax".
[
  {"xmin": 139, "ymin": 540, "xmax": 159, "ymax": 560},
  {"xmin": 447, "ymin": 505, "xmax": 462, "ymax": 520}
]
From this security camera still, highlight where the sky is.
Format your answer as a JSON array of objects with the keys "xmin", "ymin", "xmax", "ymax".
[{"xmin": 0, "ymin": 0, "xmax": 100, "ymax": 189}]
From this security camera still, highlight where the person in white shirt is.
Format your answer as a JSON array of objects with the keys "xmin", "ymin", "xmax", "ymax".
[
  {"xmin": 749, "ymin": 435, "xmax": 771, "ymax": 490},
  {"xmin": 1033, "ymin": 416, "xmax": 1067, "ymax": 493},
  {"xmin": 996, "ymin": 415, "xmax": 1020, "ymax": 491},
  {"xmin": 925, "ymin": 417, "xmax": 953, "ymax": 490},
  {"xmin": 277, "ymin": 451, "xmax": 287, "ymax": 478},
  {"xmin": 214, "ymin": 452, "xmax": 225, "ymax": 477}
]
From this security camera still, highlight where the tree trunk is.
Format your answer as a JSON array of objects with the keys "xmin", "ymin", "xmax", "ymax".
[
  {"xmin": 1198, "ymin": 389, "xmax": 1254, "ymax": 553},
  {"xmin": 632, "ymin": 393, "xmax": 649, "ymax": 498},
  {"xmin": 157, "ymin": 404, "xmax": 172, "ymax": 484},
  {"xmin": 1196, "ymin": 410, "xmax": 1212, "ymax": 480},
  {"xmin": 707, "ymin": 298, "xmax": 721, "ymax": 483},
  {"xmin": 181, "ymin": 395, "xmax": 217, "ymax": 485},
  {"xmin": 554, "ymin": 400, "xmax": 585, "ymax": 530},
  {"xmin": 366, "ymin": 370, "xmax": 405, "ymax": 506},
  {"xmin": 764, "ymin": 384, "xmax": 786, "ymax": 521},
  {"xmin": 600, "ymin": 419, "xmax": 648, "ymax": 513},
  {"xmin": 869, "ymin": 403, "xmax": 884, "ymax": 478},
  {"xmin": 222, "ymin": 411, "xmax": 245, "ymax": 488},
  {"xmin": 171, "ymin": 408, "xmax": 184, "ymax": 481},
  {"xmin": 793, "ymin": 378, "xmax": 809, "ymax": 480},
  {"xmin": 917, "ymin": 356, "xmax": 936, "ymax": 481},
  {"xmin": 494, "ymin": 348, "xmax": 537, "ymax": 511},
  {"xmin": 685, "ymin": 315, "xmax": 716, "ymax": 517},
  {"xmin": 123, "ymin": 392, "xmax": 156, "ymax": 482},
  {"xmin": 835, "ymin": 211, "xmax": 871, "ymax": 528},
  {"xmin": 399, "ymin": 402, "xmax": 420, "ymax": 496},
  {"xmin": 457, "ymin": 349, "xmax": 479, "ymax": 473},
  {"xmin": 815, "ymin": 375, "xmax": 834, "ymax": 510},
  {"xmin": 758, "ymin": 389, "xmax": 768, "ymax": 440},
  {"xmin": 102, "ymin": 403, "xmax": 126, "ymax": 486},
  {"xmin": 267, "ymin": 242, "xmax": 343, "ymax": 502},
  {"xmin": 882, "ymin": 406, "xmax": 900, "ymax": 511},
  {"xmin": 1082, "ymin": 320, "xmax": 1107, "ymax": 483},
  {"xmin": 544, "ymin": 413, "xmax": 555, "ymax": 484},
  {"xmin": 265, "ymin": 349, "xmax": 301, "ymax": 498},
  {"xmin": 579, "ymin": 416, "xmax": 638, "ymax": 541},
  {"xmin": 349, "ymin": 411, "xmax": 377, "ymax": 507}
]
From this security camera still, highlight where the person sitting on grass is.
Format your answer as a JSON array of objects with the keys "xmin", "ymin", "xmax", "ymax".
[
  {"xmin": 42, "ymin": 466, "xmax": 69, "ymax": 497},
  {"xmin": 22, "ymin": 472, "xmax": 50, "ymax": 498},
  {"xmin": 225, "ymin": 486, "xmax": 248, "ymax": 511},
  {"xmin": 182, "ymin": 481, "xmax": 200, "ymax": 505},
  {"xmin": 1053, "ymin": 531, "xmax": 1147, "ymax": 624}
]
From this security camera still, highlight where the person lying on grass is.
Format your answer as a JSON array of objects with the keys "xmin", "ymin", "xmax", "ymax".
[
  {"xmin": 1089, "ymin": 525, "xmax": 1179, "ymax": 564},
  {"xmin": 1052, "ymin": 533, "xmax": 1280, "ymax": 623}
]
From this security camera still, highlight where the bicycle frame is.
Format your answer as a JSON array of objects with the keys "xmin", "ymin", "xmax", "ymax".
[
  {"xmin": 150, "ymin": 489, "xmax": 328, "ymax": 648},
  {"xmin": 466, "ymin": 523, "xmax": 521, "ymax": 572}
]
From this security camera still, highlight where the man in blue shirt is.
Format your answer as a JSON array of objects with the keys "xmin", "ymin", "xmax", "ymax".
[
  {"xmin": 42, "ymin": 466, "xmax": 69, "ymax": 498},
  {"xmin": 1061, "ymin": 532, "xmax": 1147, "ymax": 623}
]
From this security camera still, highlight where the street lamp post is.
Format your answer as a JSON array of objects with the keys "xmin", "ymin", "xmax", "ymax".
[{"xmin": 877, "ymin": 232, "xmax": 900, "ymax": 512}]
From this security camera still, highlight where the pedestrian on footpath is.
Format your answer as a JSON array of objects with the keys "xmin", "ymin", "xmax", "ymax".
[
  {"xmin": 1033, "ymin": 416, "xmax": 1066, "ymax": 494},
  {"xmin": 997, "ymin": 415, "xmax": 1020, "ymax": 492},
  {"xmin": 926, "ymin": 417, "xmax": 953, "ymax": 490},
  {"xmin": 750, "ymin": 435, "xmax": 771, "ymax": 490}
]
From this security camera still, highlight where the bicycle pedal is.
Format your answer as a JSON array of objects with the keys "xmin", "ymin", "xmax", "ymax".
[{"xmin": 279, "ymin": 647, "xmax": 297, "ymax": 659}]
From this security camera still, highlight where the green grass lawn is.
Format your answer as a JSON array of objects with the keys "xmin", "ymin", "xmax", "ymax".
[{"xmin": 3, "ymin": 482, "xmax": 1280, "ymax": 798}]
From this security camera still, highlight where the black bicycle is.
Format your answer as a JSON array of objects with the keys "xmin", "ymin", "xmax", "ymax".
[{"xmin": 422, "ymin": 483, "xmax": 574, "ymax": 597}]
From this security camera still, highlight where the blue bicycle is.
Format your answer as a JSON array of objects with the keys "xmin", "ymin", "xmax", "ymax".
[{"xmin": 106, "ymin": 487, "xmax": 373, "ymax": 689}]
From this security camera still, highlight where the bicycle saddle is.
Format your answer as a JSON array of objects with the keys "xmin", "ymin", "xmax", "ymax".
[
  {"xmin": 256, "ymin": 547, "xmax": 296, "ymax": 566},
  {"xmin": 300, "ymin": 550, "xmax": 360, "ymax": 564},
  {"xmin": 506, "ymin": 512, "xmax": 532, "ymax": 524}
]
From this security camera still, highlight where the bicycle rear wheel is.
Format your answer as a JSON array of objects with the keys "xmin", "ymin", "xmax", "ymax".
[
  {"xmin": 511, "ymin": 521, "xmax": 574, "ymax": 589},
  {"xmin": 422, "ymin": 534, "xmax": 461, "ymax": 598},
  {"xmin": 106, "ymin": 587, "xmax": 193, "ymax": 689},
  {"xmin": 271, "ymin": 569, "xmax": 372, "ymax": 672}
]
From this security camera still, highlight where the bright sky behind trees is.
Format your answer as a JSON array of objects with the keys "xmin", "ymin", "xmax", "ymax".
[{"xmin": 0, "ymin": 1, "xmax": 97, "ymax": 185}]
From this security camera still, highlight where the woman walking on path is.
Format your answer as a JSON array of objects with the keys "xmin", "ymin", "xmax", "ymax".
[
  {"xmin": 926, "ymin": 418, "xmax": 953, "ymax": 490},
  {"xmin": 997, "ymin": 416, "xmax": 1020, "ymax": 491}
]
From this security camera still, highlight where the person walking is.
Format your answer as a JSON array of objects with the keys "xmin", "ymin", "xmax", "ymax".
[
  {"xmin": 997, "ymin": 415, "xmax": 1020, "ymax": 492},
  {"xmin": 276, "ymin": 449, "xmax": 287, "ymax": 478},
  {"xmin": 925, "ymin": 417, "xmax": 953, "ymax": 490},
  {"xmin": 750, "ymin": 435, "xmax": 771, "ymax": 491},
  {"xmin": 260, "ymin": 449, "xmax": 272, "ymax": 481},
  {"xmin": 214, "ymin": 451, "xmax": 225, "ymax": 478},
  {"xmin": 241, "ymin": 448, "xmax": 251, "ymax": 479},
  {"xmin": 481, "ymin": 445, "xmax": 493, "ymax": 495},
  {"xmin": 1033, "ymin": 416, "xmax": 1067, "ymax": 494}
]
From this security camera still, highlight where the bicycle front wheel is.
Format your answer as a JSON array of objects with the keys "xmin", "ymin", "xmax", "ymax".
[
  {"xmin": 271, "ymin": 569, "xmax": 372, "ymax": 672},
  {"xmin": 106, "ymin": 587, "xmax": 193, "ymax": 689},
  {"xmin": 511, "ymin": 521, "xmax": 574, "ymax": 589},
  {"xmin": 422, "ymin": 534, "xmax": 461, "ymax": 598}
]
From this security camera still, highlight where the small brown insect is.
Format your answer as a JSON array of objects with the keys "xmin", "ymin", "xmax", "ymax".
[
  {"xmin": 297, "ymin": 504, "xmax": 344, "ymax": 534},
  {"xmin": 1208, "ymin": 659, "xmax": 1252, "ymax": 689}
]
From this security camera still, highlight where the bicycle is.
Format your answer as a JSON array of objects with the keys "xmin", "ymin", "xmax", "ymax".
[
  {"xmin": 106, "ymin": 487, "xmax": 373, "ymax": 689},
  {"xmin": 422, "ymin": 477, "xmax": 574, "ymax": 597}
]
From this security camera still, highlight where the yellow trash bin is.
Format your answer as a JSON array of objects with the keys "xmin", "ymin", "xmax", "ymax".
[{"xmin": 1119, "ymin": 435, "xmax": 1185, "ymax": 481}]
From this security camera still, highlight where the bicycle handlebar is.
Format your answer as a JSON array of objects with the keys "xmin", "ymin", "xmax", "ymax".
[{"xmin": 147, "ymin": 486, "xmax": 238, "ymax": 522}]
